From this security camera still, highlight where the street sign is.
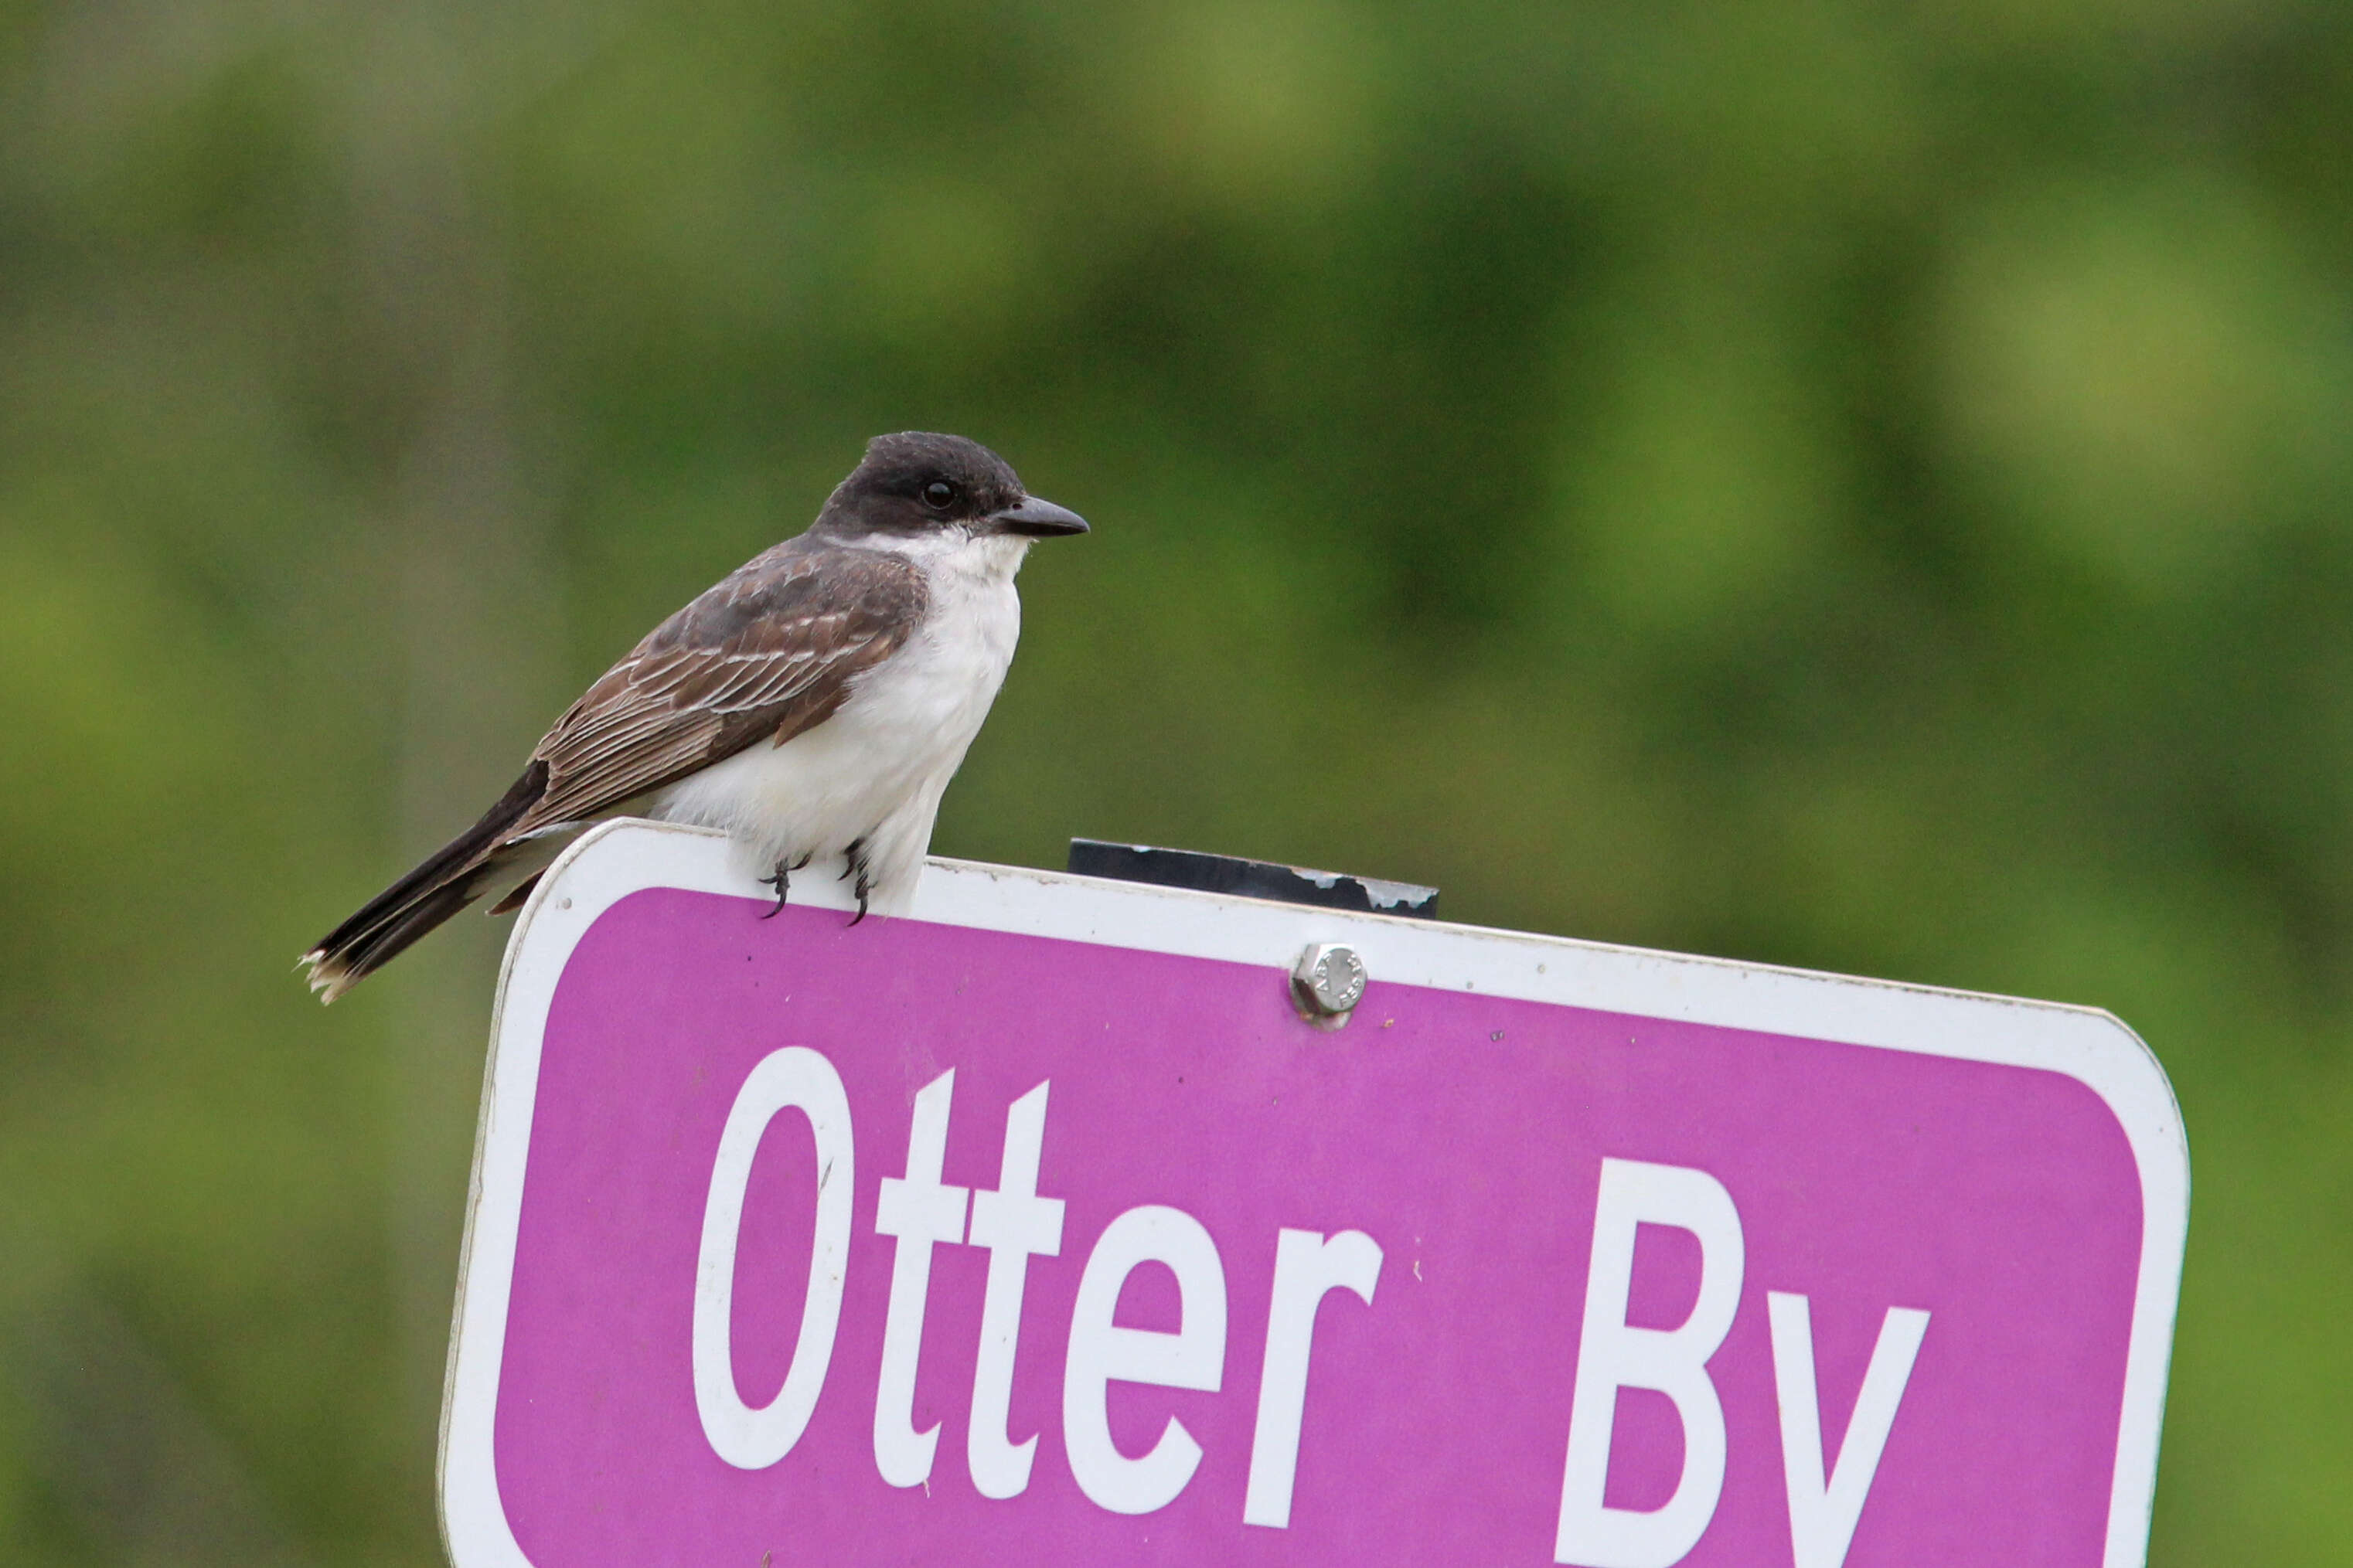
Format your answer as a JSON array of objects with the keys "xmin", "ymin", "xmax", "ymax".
[{"xmin": 441, "ymin": 820, "xmax": 2184, "ymax": 1568}]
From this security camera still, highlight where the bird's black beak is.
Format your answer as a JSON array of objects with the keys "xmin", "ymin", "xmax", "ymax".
[{"xmin": 988, "ymin": 495, "xmax": 1089, "ymax": 537}]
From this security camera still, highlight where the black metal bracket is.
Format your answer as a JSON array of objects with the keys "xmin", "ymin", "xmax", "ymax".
[{"xmin": 1066, "ymin": 838, "xmax": 1439, "ymax": 920}]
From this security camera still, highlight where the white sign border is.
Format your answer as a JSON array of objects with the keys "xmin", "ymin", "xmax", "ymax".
[{"xmin": 440, "ymin": 818, "xmax": 2187, "ymax": 1568}]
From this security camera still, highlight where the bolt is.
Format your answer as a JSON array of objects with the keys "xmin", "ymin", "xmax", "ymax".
[{"xmin": 1292, "ymin": 942, "xmax": 1367, "ymax": 1029}]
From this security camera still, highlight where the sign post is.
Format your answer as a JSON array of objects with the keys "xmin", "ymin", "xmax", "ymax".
[{"xmin": 441, "ymin": 819, "xmax": 2185, "ymax": 1567}]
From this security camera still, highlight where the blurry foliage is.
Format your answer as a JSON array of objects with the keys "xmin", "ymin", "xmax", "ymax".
[{"xmin": 1, "ymin": 0, "xmax": 2351, "ymax": 1560}]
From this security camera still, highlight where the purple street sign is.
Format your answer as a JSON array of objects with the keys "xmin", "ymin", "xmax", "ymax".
[{"xmin": 442, "ymin": 822, "xmax": 2185, "ymax": 1568}]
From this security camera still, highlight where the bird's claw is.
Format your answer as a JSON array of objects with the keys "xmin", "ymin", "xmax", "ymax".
[
  {"xmin": 843, "ymin": 838, "xmax": 872, "ymax": 926},
  {"xmin": 758, "ymin": 853, "xmax": 812, "ymax": 919}
]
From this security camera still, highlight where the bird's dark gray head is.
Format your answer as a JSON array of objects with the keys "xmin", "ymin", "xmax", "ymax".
[{"xmin": 815, "ymin": 431, "xmax": 1088, "ymax": 543}]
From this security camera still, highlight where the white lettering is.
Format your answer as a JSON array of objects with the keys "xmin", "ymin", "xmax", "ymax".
[
  {"xmin": 691, "ymin": 1046, "xmax": 856, "ymax": 1470},
  {"xmin": 1062, "ymin": 1205, "xmax": 1228, "ymax": 1515},
  {"xmin": 1555, "ymin": 1158, "xmax": 1745, "ymax": 1568},
  {"xmin": 1242, "ymin": 1227, "xmax": 1383, "ymax": 1529},
  {"xmin": 965, "ymin": 1081, "xmax": 1066, "ymax": 1500},
  {"xmin": 1768, "ymin": 1293, "xmax": 1929, "ymax": 1568},
  {"xmin": 871, "ymin": 1069, "xmax": 970, "ymax": 1488}
]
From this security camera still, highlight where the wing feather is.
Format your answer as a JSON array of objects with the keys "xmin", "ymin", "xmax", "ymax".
[{"xmin": 516, "ymin": 539, "xmax": 925, "ymax": 832}]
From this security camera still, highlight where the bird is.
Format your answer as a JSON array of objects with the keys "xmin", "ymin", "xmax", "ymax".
[{"xmin": 300, "ymin": 430, "xmax": 1087, "ymax": 1003}]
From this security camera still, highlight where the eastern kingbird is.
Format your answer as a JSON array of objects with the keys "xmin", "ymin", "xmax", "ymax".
[{"xmin": 301, "ymin": 431, "xmax": 1087, "ymax": 1002}]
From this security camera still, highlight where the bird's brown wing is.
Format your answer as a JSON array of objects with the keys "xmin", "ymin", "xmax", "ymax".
[
  {"xmin": 298, "ymin": 536, "xmax": 922, "ymax": 999},
  {"xmin": 516, "ymin": 538, "xmax": 927, "ymax": 832}
]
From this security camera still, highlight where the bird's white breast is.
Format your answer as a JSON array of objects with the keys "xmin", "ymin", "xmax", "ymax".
[{"xmin": 646, "ymin": 529, "xmax": 1030, "ymax": 909}]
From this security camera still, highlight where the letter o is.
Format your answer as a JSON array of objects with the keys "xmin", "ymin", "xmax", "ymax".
[{"xmin": 692, "ymin": 1046, "xmax": 856, "ymax": 1468}]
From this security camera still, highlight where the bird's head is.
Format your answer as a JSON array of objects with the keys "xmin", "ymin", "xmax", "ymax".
[{"xmin": 815, "ymin": 431, "xmax": 1088, "ymax": 546}]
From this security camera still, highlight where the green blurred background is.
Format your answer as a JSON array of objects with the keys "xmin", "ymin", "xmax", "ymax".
[{"xmin": 2, "ymin": 0, "xmax": 2348, "ymax": 1560}]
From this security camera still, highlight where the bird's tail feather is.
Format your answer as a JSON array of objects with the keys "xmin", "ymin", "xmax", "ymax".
[{"xmin": 300, "ymin": 760, "xmax": 550, "ymax": 1004}]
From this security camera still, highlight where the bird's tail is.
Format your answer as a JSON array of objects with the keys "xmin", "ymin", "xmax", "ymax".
[{"xmin": 300, "ymin": 760, "xmax": 551, "ymax": 1004}]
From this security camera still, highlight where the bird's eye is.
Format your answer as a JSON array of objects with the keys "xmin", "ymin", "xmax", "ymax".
[{"xmin": 921, "ymin": 479, "xmax": 959, "ymax": 511}]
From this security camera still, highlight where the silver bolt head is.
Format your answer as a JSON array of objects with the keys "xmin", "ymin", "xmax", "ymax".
[{"xmin": 1292, "ymin": 942, "xmax": 1367, "ymax": 1024}]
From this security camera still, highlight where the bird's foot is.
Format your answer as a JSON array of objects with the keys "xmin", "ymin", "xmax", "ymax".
[
  {"xmin": 842, "ymin": 838, "xmax": 873, "ymax": 927},
  {"xmin": 758, "ymin": 853, "xmax": 813, "ymax": 919}
]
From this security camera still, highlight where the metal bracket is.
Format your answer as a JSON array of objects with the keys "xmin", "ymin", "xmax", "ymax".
[{"xmin": 1065, "ymin": 839, "xmax": 1438, "ymax": 919}]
